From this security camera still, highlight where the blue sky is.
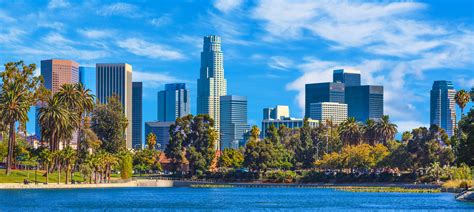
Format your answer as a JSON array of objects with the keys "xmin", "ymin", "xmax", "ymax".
[{"xmin": 0, "ymin": 0, "xmax": 473, "ymax": 135}]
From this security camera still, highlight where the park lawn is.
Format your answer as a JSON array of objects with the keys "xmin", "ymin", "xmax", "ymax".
[{"xmin": 0, "ymin": 168, "xmax": 86, "ymax": 184}]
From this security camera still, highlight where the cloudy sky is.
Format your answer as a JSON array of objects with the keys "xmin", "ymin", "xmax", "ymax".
[{"xmin": 0, "ymin": 0, "xmax": 473, "ymax": 135}]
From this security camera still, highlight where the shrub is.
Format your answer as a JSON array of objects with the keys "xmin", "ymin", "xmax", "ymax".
[{"xmin": 264, "ymin": 170, "xmax": 297, "ymax": 183}]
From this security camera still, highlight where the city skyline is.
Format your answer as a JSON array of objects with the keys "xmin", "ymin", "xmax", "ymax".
[{"xmin": 0, "ymin": 1, "xmax": 472, "ymax": 135}]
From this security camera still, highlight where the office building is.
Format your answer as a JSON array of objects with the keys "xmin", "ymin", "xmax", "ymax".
[
  {"xmin": 305, "ymin": 82, "xmax": 345, "ymax": 117},
  {"xmin": 430, "ymin": 81, "xmax": 456, "ymax": 137},
  {"xmin": 197, "ymin": 35, "xmax": 227, "ymax": 147},
  {"xmin": 345, "ymin": 85, "xmax": 383, "ymax": 122},
  {"xmin": 263, "ymin": 105, "xmax": 290, "ymax": 120},
  {"xmin": 35, "ymin": 59, "xmax": 79, "ymax": 146},
  {"xmin": 310, "ymin": 102, "xmax": 348, "ymax": 125},
  {"xmin": 262, "ymin": 118, "xmax": 318, "ymax": 138},
  {"xmin": 220, "ymin": 95, "xmax": 249, "ymax": 150},
  {"xmin": 132, "ymin": 82, "xmax": 142, "ymax": 150},
  {"xmin": 79, "ymin": 66, "xmax": 96, "ymax": 97},
  {"xmin": 96, "ymin": 63, "xmax": 133, "ymax": 149},
  {"xmin": 333, "ymin": 69, "xmax": 361, "ymax": 87},
  {"xmin": 157, "ymin": 83, "xmax": 190, "ymax": 122},
  {"xmin": 145, "ymin": 121, "xmax": 174, "ymax": 150}
]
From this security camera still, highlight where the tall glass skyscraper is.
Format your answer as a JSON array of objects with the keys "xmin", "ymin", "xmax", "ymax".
[
  {"xmin": 35, "ymin": 59, "xmax": 79, "ymax": 145},
  {"xmin": 333, "ymin": 69, "xmax": 361, "ymax": 87},
  {"xmin": 220, "ymin": 95, "xmax": 249, "ymax": 150},
  {"xmin": 145, "ymin": 121, "xmax": 174, "ymax": 150},
  {"xmin": 305, "ymin": 82, "xmax": 345, "ymax": 117},
  {"xmin": 96, "ymin": 63, "xmax": 133, "ymax": 149},
  {"xmin": 132, "ymin": 82, "xmax": 142, "ymax": 150},
  {"xmin": 345, "ymin": 85, "xmax": 383, "ymax": 122},
  {"xmin": 157, "ymin": 83, "xmax": 190, "ymax": 122},
  {"xmin": 79, "ymin": 66, "xmax": 96, "ymax": 97},
  {"xmin": 430, "ymin": 81, "xmax": 456, "ymax": 137},
  {"xmin": 197, "ymin": 35, "xmax": 227, "ymax": 147}
]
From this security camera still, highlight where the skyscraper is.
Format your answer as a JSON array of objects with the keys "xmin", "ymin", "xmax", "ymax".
[
  {"xmin": 132, "ymin": 82, "xmax": 142, "ymax": 150},
  {"xmin": 345, "ymin": 85, "xmax": 384, "ymax": 122},
  {"xmin": 96, "ymin": 63, "xmax": 133, "ymax": 149},
  {"xmin": 430, "ymin": 81, "xmax": 456, "ymax": 137},
  {"xmin": 145, "ymin": 121, "xmax": 174, "ymax": 151},
  {"xmin": 157, "ymin": 83, "xmax": 190, "ymax": 122},
  {"xmin": 305, "ymin": 82, "xmax": 345, "ymax": 117},
  {"xmin": 333, "ymin": 69, "xmax": 361, "ymax": 87},
  {"xmin": 35, "ymin": 59, "xmax": 79, "ymax": 145},
  {"xmin": 79, "ymin": 66, "xmax": 96, "ymax": 97},
  {"xmin": 263, "ymin": 105, "xmax": 290, "ymax": 120},
  {"xmin": 220, "ymin": 95, "xmax": 249, "ymax": 150},
  {"xmin": 197, "ymin": 35, "xmax": 227, "ymax": 144},
  {"xmin": 310, "ymin": 102, "xmax": 348, "ymax": 125}
]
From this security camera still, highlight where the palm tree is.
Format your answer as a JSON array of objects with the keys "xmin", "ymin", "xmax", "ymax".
[
  {"xmin": 426, "ymin": 162, "xmax": 443, "ymax": 184},
  {"xmin": 375, "ymin": 115, "xmax": 397, "ymax": 145},
  {"xmin": 71, "ymin": 83, "xmax": 94, "ymax": 156},
  {"xmin": 51, "ymin": 150, "xmax": 63, "ymax": 184},
  {"xmin": 56, "ymin": 84, "xmax": 81, "ymax": 147},
  {"xmin": 146, "ymin": 133, "xmax": 157, "ymax": 150},
  {"xmin": 62, "ymin": 146, "xmax": 77, "ymax": 184},
  {"xmin": 0, "ymin": 61, "xmax": 42, "ymax": 175},
  {"xmin": 39, "ymin": 148, "xmax": 52, "ymax": 184},
  {"xmin": 454, "ymin": 90, "xmax": 470, "ymax": 117},
  {"xmin": 38, "ymin": 95, "xmax": 71, "ymax": 152},
  {"xmin": 363, "ymin": 119, "xmax": 377, "ymax": 145},
  {"xmin": 339, "ymin": 117, "xmax": 363, "ymax": 145},
  {"xmin": 103, "ymin": 153, "xmax": 118, "ymax": 183}
]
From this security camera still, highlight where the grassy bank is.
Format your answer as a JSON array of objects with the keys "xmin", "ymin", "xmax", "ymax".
[
  {"xmin": 190, "ymin": 184, "xmax": 234, "ymax": 188},
  {"xmin": 334, "ymin": 186, "xmax": 441, "ymax": 193},
  {"xmin": 0, "ymin": 168, "xmax": 119, "ymax": 184}
]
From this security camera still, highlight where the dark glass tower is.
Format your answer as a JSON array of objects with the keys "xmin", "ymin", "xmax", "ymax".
[
  {"xmin": 220, "ymin": 95, "xmax": 249, "ymax": 150},
  {"xmin": 345, "ymin": 85, "xmax": 383, "ymax": 122},
  {"xmin": 333, "ymin": 69, "xmax": 361, "ymax": 87},
  {"xmin": 305, "ymin": 82, "xmax": 345, "ymax": 117},
  {"xmin": 430, "ymin": 81, "xmax": 456, "ymax": 136},
  {"xmin": 157, "ymin": 83, "xmax": 190, "ymax": 122},
  {"xmin": 132, "ymin": 82, "xmax": 142, "ymax": 149}
]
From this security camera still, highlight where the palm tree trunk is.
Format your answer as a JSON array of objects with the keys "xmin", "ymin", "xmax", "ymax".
[
  {"xmin": 5, "ymin": 122, "xmax": 15, "ymax": 175},
  {"xmin": 65, "ymin": 163, "xmax": 69, "ymax": 184},
  {"xmin": 46, "ymin": 163, "xmax": 49, "ymax": 184},
  {"xmin": 58, "ymin": 163, "xmax": 61, "ymax": 184}
]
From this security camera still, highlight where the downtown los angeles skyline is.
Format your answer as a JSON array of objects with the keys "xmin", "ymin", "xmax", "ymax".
[{"xmin": 0, "ymin": 0, "xmax": 473, "ymax": 135}]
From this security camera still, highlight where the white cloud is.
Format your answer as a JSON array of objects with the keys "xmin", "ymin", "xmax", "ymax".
[
  {"xmin": 41, "ymin": 32, "xmax": 74, "ymax": 44},
  {"xmin": 117, "ymin": 38, "xmax": 185, "ymax": 60},
  {"xmin": 0, "ymin": 28, "xmax": 25, "ymax": 43},
  {"xmin": 396, "ymin": 121, "xmax": 428, "ymax": 134},
  {"xmin": 150, "ymin": 15, "xmax": 172, "ymax": 27},
  {"xmin": 96, "ymin": 3, "xmax": 139, "ymax": 17},
  {"xmin": 214, "ymin": 0, "xmax": 243, "ymax": 13},
  {"xmin": 38, "ymin": 21, "xmax": 65, "ymax": 30},
  {"xmin": 48, "ymin": 0, "xmax": 70, "ymax": 9},
  {"xmin": 133, "ymin": 71, "xmax": 188, "ymax": 88},
  {"xmin": 268, "ymin": 56, "xmax": 293, "ymax": 71},
  {"xmin": 78, "ymin": 29, "xmax": 113, "ymax": 39}
]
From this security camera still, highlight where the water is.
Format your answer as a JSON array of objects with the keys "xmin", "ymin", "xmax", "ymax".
[{"xmin": 0, "ymin": 187, "xmax": 473, "ymax": 211}]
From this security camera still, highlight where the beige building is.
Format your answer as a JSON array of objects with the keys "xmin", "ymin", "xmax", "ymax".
[
  {"xmin": 309, "ymin": 102, "xmax": 348, "ymax": 125},
  {"xmin": 96, "ymin": 63, "xmax": 133, "ymax": 149}
]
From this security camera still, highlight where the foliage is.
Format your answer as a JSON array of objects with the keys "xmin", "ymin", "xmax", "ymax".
[
  {"xmin": 375, "ymin": 115, "xmax": 397, "ymax": 145},
  {"xmin": 146, "ymin": 133, "xmax": 157, "ymax": 150},
  {"xmin": 133, "ymin": 149, "xmax": 162, "ymax": 173},
  {"xmin": 117, "ymin": 151, "xmax": 133, "ymax": 179},
  {"xmin": 454, "ymin": 89, "xmax": 471, "ymax": 115},
  {"xmin": 339, "ymin": 117, "xmax": 363, "ymax": 146},
  {"xmin": 456, "ymin": 108, "xmax": 474, "ymax": 166},
  {"xmin": 315, "ymin": 144, "xmax": 389, "ymax": 170},
  {"xmin": 218, "ymin": 148, "xmax": 244, "ymax": 169},
  {"xmin": 264, "ymin": 170, "xmax": 297, "ymax": 183}
]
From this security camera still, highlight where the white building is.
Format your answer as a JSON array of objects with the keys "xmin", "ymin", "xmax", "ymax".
[{"xmin": 310, "ymin": 102, "xmax": 348, "ymax": 125}]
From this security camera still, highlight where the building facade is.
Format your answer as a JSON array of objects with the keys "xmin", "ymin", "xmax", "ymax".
[
  {"xmin": 430, "ymin": 81, "xmax": 456, "ymax": 137},
  {"xmin": 220, "ymin": 95, "xmax": 249, "ymax": 150},
  {"xmin": 79, "ymin": 66, "xmax": 96, "ymax": 97},
  {"xmin": 305, "ymin": 82, "xmax": 345, "ymax": 117},
  {"xmin": 345, "ymin": 85, "xmax": 383, "ymax": 122},
  {"xmin": 132, "ymin": 82, "xmax": 142, "ymax": 150},
  {"xmin": 35, "ymin": 59, "xmax": 79, "ymax": 145},
  {"xmin": 197, "ymin": 35, "xmax": 227, "ymax": 145},
  {"xmin": 96, "ymin": 63, "xmax": 133, "ymax": 149},
  {"xmin": 145, "ymin": 121, "xmax": 174, "ymax": 150},
  {"xmin": 157, "ymin": 83, "xmax": 190, "ymax": 122},
  {"xmin": 309, "ymin": 102, "xmax": 348, "ymax": 125},
  {"xmin": 263, "ymin": 105, "xmax": 290, "ymax": 120},
  {"xmin": 333, "ymin": 69, "xmax": 361, "ymax": 87},
  {"xmin": 261, "ymin": 118, "xmax": 319, "ymax": 138}
]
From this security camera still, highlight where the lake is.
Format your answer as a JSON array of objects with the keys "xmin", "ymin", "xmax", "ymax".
[{"xmin": 0, "ymin": 187, "xmax": 473, "ymax": 211}]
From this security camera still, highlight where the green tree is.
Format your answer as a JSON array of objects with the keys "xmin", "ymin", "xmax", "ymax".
[
  {"xmin": 133, "ymin": 149, "xmax": 162, "ymax": 175},
  {"xmin": 218, "ymin": 148, "xmax": 244, "ymax": 169},
  {"xmin": 363, "ymin": 119, "xmax": 377, "ymax": 145},
  {"xmin": 38, "ymin": 95, "xmax": 71, "ymax": 151},
  {"xmin": 146, "ymin": 132, "xmax": 157, "ymax": 150},
  {"xmin": 454, "ymin": 89, "xmax": 470, "ymax": 116},
  {"xmin": 61, "ymin": 146, "xmax": 77, "ymax": 184},
  {"xmin": 0, "ymin": 61, "xmax": 43, "ymax": 175},
  {"xmin": 74, "ymin": 83, "xmax": 95, "ymax": 155},
  {"xmin": 38, "ymin": 148, "xmax": 53, "ymax": 184},
  {"xmin": 456, "ymin": 108, "xmax": 474, "ymax": 166},
  {"xmin": 339, "ymin": 117, "xmax": 363, "ymax": 146},
  {"xmin": 295, "ymin": 118, "xmax": 315, "ymax": 168},
  {"xmin": 375, "ymin": 115, "xmax": 398, "ymax": 145},
  {"xmin": 265, "ymin": 124, "xmax": 280, "ymax": 145},
  {"xmin": 165, "ymin": 115, "xmax": 192, "ymax": 173},
  {"xmin": 91, "ymin": 95, "xmax": 128, "ymax": 153},
  {"xmin": 426, "ymin": 162, "xmax": 443, "ymax": 183},
  {"xmin": 118, "ymin": 151, "xmax": 133, "ymax": 179},
  {"xmin": 401, "ymin": 131, "xmax": 412, "ymax": 142}
]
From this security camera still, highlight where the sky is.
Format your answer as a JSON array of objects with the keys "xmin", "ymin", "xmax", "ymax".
[{"xmin": 0, "ymin": 0, "xmax": 473, "ymax": 136}]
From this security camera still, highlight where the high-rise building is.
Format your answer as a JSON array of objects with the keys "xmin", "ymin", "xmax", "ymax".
[
  {"xmin": 305, "ymin": 82, "xmax": 345, "ymax": 117},
  {"xmin": 220, "ymin": 95, "xmax": 249, "ymax": 150},
  {"xmin": 132, "ymin": 82, "xmax": 142, "ymax": 150},
  {"xmin": 79, "ymin": 66, "xmax": 96, "ymax": 97},
  {"xmin": 309, "ymin": 102, "xmax": 348, "ymax": 125},
  {"xmin": 197, "ymin": 35, "xmax": 227, "ymax": 145},
  {"xmin": 145, "ymin": 121, "xmax": 174, "ymax": 150},
  {"xmin": 333, "ymin": 69, "xmax": 361, "ymax": 87},
  {"xmin": 430, "ymin": 81, "xmax": 456, "ymax": 137},
  {"xmin": 157, "ymin": 83, "xmax": 190, "ymax": 122},
  {"xmin": 35, "ymin": 59, "xmax": 79, "ymax": 146},
  {"xmin": 262, "ymin": 118, "xmax": 319, "ymax": 138},
  {"xmin": 96, "ymin": 63, "xmax": 133, "ymax": 149},
  {"xmin": 345, "ymin": 85, "xmax": 383, "ymax": 122},
  {"xmin": 263, "ymin": 105, "xmax": 290, "ymax": 120}
]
